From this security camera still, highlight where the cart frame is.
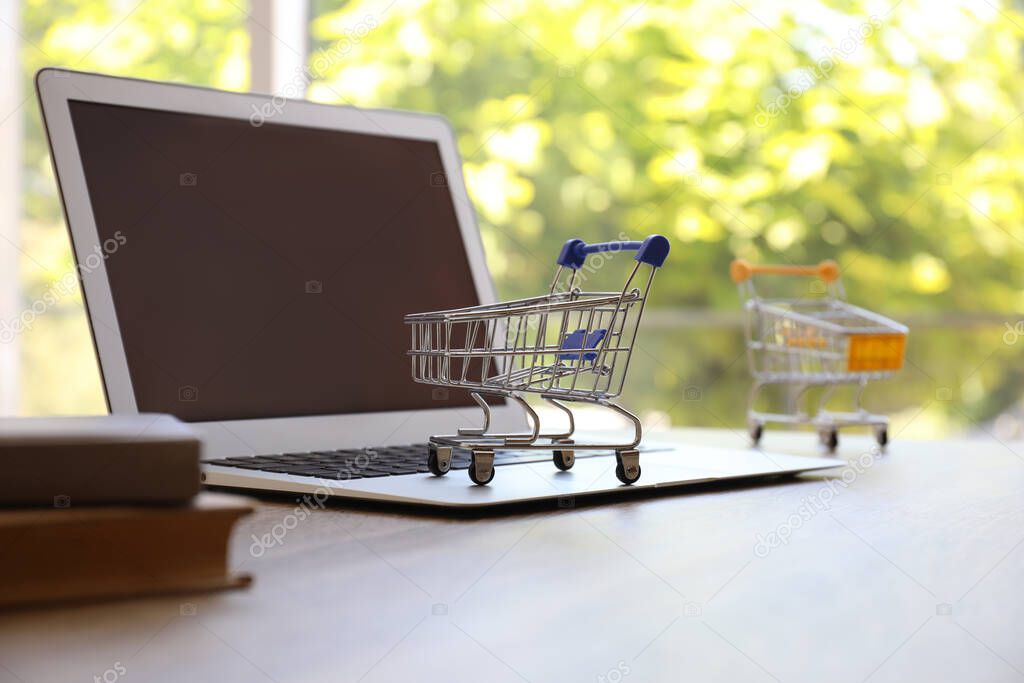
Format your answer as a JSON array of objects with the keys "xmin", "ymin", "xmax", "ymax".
[
  {"xmin": 406, "ymin": 235, "xmax": 670, "ymax": 485},
  {"xmin": 731, "ymin": 259, "xmax": 908, "ymax": 452}
]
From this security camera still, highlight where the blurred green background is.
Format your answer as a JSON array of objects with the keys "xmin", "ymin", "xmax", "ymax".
[{"xmin": 11, "ymin": 0, "xmax": 1024, "ymax": 441}]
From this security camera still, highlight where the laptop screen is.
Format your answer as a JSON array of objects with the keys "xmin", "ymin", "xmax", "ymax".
[{"xmin": 68, "ymin": 100, "xmax": 485, "ymax": 422}]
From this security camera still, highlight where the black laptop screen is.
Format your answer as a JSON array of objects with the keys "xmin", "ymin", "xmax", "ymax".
[{"xmin": 68, "ymin": 100, "xmax": 483, "ymax": 421}]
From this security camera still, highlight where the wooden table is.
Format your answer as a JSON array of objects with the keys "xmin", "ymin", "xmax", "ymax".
[{"xmin": 2, "ymin": 428, "xmax": 1022, "ymax": 683}]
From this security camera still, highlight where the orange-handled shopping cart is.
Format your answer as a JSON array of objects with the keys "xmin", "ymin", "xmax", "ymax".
[{"xmin": 731, "ymin": 259, "xmax": 907, "ymax": 452}]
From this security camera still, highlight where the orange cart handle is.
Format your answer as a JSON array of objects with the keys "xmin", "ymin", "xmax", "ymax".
[{"xmin": 730, "ymin": 259, "xmax": 840, "ymax": 283}]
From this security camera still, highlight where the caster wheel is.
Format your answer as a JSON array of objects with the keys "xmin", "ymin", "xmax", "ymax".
[
  {"xmin": 615, "ymin": 450, "xmax": 641, "ymax": 485},
  {"xmin": 820, "ymin": 429, "xmax": 839, "ymax": 453},
  {"xmin": 427, "ymin": 444, "xmax": 452, "ymax": 476},
  {"xmin": 749, "ymin": 423, "xmax": 763, "ymax": 447},
  {"xmin": 468, "ymin": 450, "xmax": 495, "ymax": 485},
  {"xmin": 553, "ymin": 439, "xmax": 575, "ymax": 471},
  {"xmin": 875, "ymin": 427, "xmax": 889, "ymax": 447}
]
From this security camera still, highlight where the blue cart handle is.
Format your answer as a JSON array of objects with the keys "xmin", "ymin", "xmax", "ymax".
[{"xmin": 556, "ymin": 234, "xmax": 670, "ymax": 270}]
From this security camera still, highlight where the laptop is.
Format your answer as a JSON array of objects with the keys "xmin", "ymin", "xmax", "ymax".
[{"xmin": 36, "ymin": 68, "xmax": 842, "ymax": 508}]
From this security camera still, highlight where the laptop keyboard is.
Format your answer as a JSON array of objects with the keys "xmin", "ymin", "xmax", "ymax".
[
  {"xmin": 204, "ymin": 443, "xmax": 657, "ymax": 481},
  {"xmin": 204, "ymin": 444, "xmax": 506, "ymax": 481}
]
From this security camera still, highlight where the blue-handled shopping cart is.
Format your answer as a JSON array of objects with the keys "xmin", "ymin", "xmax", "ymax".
[{"xmin": 405, "ymin": 235, "xmax": 670, "ymax": 485}]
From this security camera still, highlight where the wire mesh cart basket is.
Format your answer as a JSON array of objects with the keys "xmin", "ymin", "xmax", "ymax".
[
  {"xmin": 731, "ymin": 259, "xmax": 908, "ymax": 452},
  {"xmin": 406, "ymin": 235, "xmax": 670, "ymax": 485}
]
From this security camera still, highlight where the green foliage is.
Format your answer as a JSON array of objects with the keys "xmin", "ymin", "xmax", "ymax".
[
  {"xmin": 13, "ymin": 0, "xmax": 1024, "ymax": 432},
  {"xmin": 17, "ymin": 0, "xmax": 247, "ymax": 415},
  {"xmin": 308, "ymin": 0, "xmax": 1024, "ymax": 312},
  {"xmin": 21, "ymin": 0, "xmax": 248, "ymax": 224}
]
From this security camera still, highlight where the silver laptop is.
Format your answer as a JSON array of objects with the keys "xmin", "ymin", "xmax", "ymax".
[{"xmin": 37, "ymin": 68, "xmax": 841, "ymax": 508}]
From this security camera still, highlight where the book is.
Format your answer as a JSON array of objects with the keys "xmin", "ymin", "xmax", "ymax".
[
  {"xmin": 0, "ymin": 413, "xmax": 200, "ymax": 506},
  {"xmin": 0, "ymin": 492, "xmax": 253, "ymax": 608}
]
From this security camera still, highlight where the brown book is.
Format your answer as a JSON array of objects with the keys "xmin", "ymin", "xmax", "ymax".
[
  {"xmin": 0, "ymin": 492, "xmax": 253, "ymax": 608},
  {"xmin": 0, "ymin": 413, "xmax": 200, "ymax": 506}
]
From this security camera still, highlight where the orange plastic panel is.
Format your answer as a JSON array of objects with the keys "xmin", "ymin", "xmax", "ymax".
[{"xmin": 847, "ymin": 333, "xmax": 906, "ymax": 371}]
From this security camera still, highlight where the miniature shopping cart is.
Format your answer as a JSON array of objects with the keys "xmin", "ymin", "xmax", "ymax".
[
  {"xmin": 731, "ymin": 259, "xmax": 907, "ymax": 452},
  {"xmin": 405, "ymin": 235, "xmax": 670, "ymax": 486}
]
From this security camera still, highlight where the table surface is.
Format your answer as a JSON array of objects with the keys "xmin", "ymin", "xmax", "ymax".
[{"xmin": 1, "ymin": 428, "xmax": 1022, "ymax": 683}]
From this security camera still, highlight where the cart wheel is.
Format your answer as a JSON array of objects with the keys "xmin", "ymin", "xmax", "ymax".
[
  {"xmin": 875, "ymin": 426, "xmax": 889, "ymax": 447},
  {"xmin": 820, "ymin": 429, "xmax": 839, "ymax": 453},
  {"xmin": 427, "ymin": 444, "xmax": 452, "ymax": 476},
  {"xmin": 468, "ymin": 450, "xmax": 495, "ymax": 485},
  {"xmin": 552, "ymin": 439, "xmax": 575, "ymax": 471},
  {"xmin": 749, "ymin": 423, "xmax": 763, "ymax": 447},
  {"xmin": 614, "ymin": 449, "xmax": 641, "ymax": 485}
]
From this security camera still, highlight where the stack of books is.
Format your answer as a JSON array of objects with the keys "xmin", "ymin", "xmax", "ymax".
[{"xmin": 0, "ymin": 414, "xmax": 252, "ymax": 608}]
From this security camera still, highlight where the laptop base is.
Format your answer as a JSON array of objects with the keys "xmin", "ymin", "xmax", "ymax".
[{"xmin": 201, "ymin": 442, "xmax": 843, "ymax": 509}]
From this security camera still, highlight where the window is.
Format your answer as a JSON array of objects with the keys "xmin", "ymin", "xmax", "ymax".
[
  {"xmin": 5, "ymin": 0, "xmax": 1023, "ymax": 441},
  {"xmin": 9, "ymin": 0, "xmax": 250, "ymax": 414}
]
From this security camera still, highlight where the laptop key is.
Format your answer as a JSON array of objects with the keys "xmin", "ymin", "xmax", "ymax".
[
  {"xmin": 206, "ymin": 459, "xmax": 267, "ymax": 469},
  {"xmin": 359, "ymin": 466, "xmax": 403, "ymax": 475},
  {"xmin": 279, "ymin": 467, "xmax": 340, "ymax": 476},
  {"xmin": 302, "ymin": 468, "xmax": 359, "ymax": 479},
  {"xmin": 257, "ymin": 465, "xmax": 314, "ymax": 474}
]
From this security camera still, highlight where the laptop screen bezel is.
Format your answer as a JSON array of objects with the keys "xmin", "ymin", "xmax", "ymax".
[{"xmin": 36, "ymin": 68, "xmax": 521, "ymax": 458}]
